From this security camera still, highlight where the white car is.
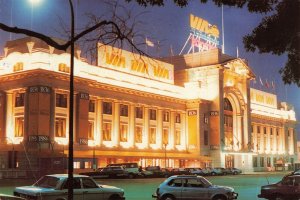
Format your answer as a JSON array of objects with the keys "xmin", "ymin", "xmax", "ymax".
[
  {"xmin": 13, "ymin": 174, "xmax": 125, "ymax": 200},
  {"xmin": 152, "ymin": 175, "xmax": 238, "ymax": 200}
]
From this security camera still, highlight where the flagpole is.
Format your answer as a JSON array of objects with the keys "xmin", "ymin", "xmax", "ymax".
[{"xmin": 222, "ymin": 4, "xmax": 225, "ymax": 54}]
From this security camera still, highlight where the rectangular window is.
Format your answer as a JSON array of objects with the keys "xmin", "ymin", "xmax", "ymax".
[
  {"xmin": 120, "ymin": 123, "xmax": 128, "ymax": 142},
  {"xmin": 55, "ymin": 118, "xmax": 66, "ymax": 137},
  {"xmin": 135, "ymin": 107, "xmax": 143, "ymax": 119},
  {"xmin": 267, "ymin": 157, "xmax": 271, "ymax": 167},
  {"xmin": 264, "ymin": 127, "xmax": 267, "ymax": 134},
  {"xmin": 135, "ymin": 125, "xmax": 143, "ymax": 143},
  {"xmin": 149, "ymin": 127, "xmax": 156, "ymax": 144},
  {"xmin": 175, "ymin": 129, "xmax": 181, "ymax": 145},
  {"xmin": 270, "ymin": 128, "xmax": 273, "ymax": 135},
  {"xmin": 8, "ymin": 151, "xmax": 18, "ymax": 169},
  {"xmin": 257, "ymin": 126, "xmax": 261, "ymax": 134},
  {"xmin": 163, "ymin": 111, "xmax": 169, "ymax": 122},
  {"xmin": 253, "ymin": 157, "xmax": 258, "ymax": 167},
  {"xmin": 120, "ymin": 104, "xmax": 128, "ymax": 117},
  {"xmin": 175, "ymin": 113, "xmax": 181, "ymax": 123},
  {"xmin": 251, "ymin": 125, "xmax": 253, "ymax": 133},
  {"xmin": 85, "ymin": 161, "xmax": 92, "ymax": 169},
  {"xmin": 56, "ymin": 93, "xmax": 67, "ymax": 108},
  {"xmin": 260, "ymin": 157, "xmax": 265, "ymax": 167},
  {"xmin": 204, "ymin": 130, "xmax": 208, "ymax": 146},
  {"xmin": 103, "ymin": 102, "xmax": 112, "ymax": 115},
  {"xmin": 89, "ymin": 100, "xmax": 95, "ymax": 113},
  {"xmin": 163, "ymin": 128, "xmax": 169, "ymax": 144},
  {"xmin": 74, "ymin": 162, "xmax": 81, "ymax": 169},
  {"xmin": 88, "ymin": 121, "xmax": 94, "ymax": 140},
  {"xmin": 276, "ymin": 128, "xmax": 279, "ymax": 136},
  {"xmin": 102, "ymin": 121, "xmax": 112, "ymax": 141},
  {"xmin": 15, "ymin": 117, "xmax": 24, "ymax": 137},
  {"xmin": 15, "ymin": 93, "xmax": 25, "ymax": 107},
  {"xmin": 149, "ymin": 109, "xmax": 157, "ymax": 120}
]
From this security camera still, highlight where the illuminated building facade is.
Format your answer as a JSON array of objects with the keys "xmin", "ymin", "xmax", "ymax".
[{"xmin": 0, "ymin": 37, "xmax": 297, "ymax": 178}]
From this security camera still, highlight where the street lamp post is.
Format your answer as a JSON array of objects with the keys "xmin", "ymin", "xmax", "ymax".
[{"xmin": 93, "ymin": 145, "xmax": 96, "ymax": 170}]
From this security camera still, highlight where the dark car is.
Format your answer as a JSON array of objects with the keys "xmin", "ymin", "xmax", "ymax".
[
  {"xmin": 214, "ymin": 167, "xmax": 231, "ymax": 175},
  {"xmin": 226, "ymin": 167, "xmax": 242, "ymax": 175},
  {"xmin": 145, "ymin": 166, "xmax": 171, "ymax": 178},
  {"xmin": 258, "ymin": 174, "xmax": 300, "ymax": 200},
  {"xmin": 80, "ymin": 166, "xmax": 130, "ymax": 179},
  {"xmin": 169, "ymin": 168, "xmax": 190, "ymax": 176}
]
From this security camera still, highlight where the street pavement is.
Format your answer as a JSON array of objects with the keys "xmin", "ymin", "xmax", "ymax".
[{"xmin": 0, "ymin": 172, "xmax": 287, "ymax": 200}]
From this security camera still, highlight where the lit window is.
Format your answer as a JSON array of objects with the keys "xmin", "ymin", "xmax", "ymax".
[
  {"xmin": 270, "ymin": 128, "xmax": 273, "ymax": 135},
  {"xmin": 120, "ymin": 124, "xmax": 128, "ymax": 142},
  {"xmin": 103, "ymin": 102, "xmax": 112, "ymax": 115},
  {"xmin": 89, "ymin": 100, "xmax": 95, "ymax": 113},
  {"xmin": 74, "ymin": 162, "xmax": 80, "ymax": 169},
  {"xmin": 55, "ymin": 118, "xmax": 66, "ymax": 137},
  {"xmin": 149, "ymin": 127, "xmax": 156, "ymax": 144},
  {"xmin": 88, "ymin": 121, "xmax": 94, "ymax": 140},
  {"xmin": 163, "ymin": 128, "xmax": 169, "ymax": 144},
  {"xmin": 85, "ymin": 161, "xmax": 92, "ymax": 169},
  {"xmin": 175, "ymin": 129, "xmax": 181, "ymax": 145},
  {"xmin": 175, "ymin": 113, "xmax": 181, "ymax": 123},
  {"xmin": 149, "ymin": 109, "xmax": 157, "ymax": 120},
  {"xmin": 15, "ymin": 93, "xmax": 25, "ymax": 107},
  {"xmin": 264, "ymin": 127, "xmax": 267, "ymax": 134},
  {"xmin": 15, "ymin": 117, "xmax": 24, "ymax": 137},
  {"xmin": 13, "ymin": 62, "xmax": 23, "ymax": 72},
  {"xmin": 257, "ymin": 126, "xmax": 261, "ymax": 134},
  {"xmin": 135, "ymin": 107, "xmax": 143, "ymax": 119},
  {"xmin": 135, "ymin": 125, "xmax": 143, "ymax": 143},
  {"xmin": 120, "ymin": 104, "xmax": 128, "ymax": 117},
  {"xmin": 163, "ymin": 111, "xmax": 169, "ymax": 122},
  {"xmin": 56, "ymin": 93, "xmax": 67, "ymax": 108},
  {"xmin": 102, "ymin": 122, "xmax": 112, "ymax": 141},
  {"xmin": 58, "ymin": 63, "xmax": 70, "ymax": 73}
]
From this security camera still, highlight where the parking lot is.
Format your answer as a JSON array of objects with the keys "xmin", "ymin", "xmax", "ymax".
[{"xmin": 0, "ymin": 172, "xmax": 286, "ymax": 200}]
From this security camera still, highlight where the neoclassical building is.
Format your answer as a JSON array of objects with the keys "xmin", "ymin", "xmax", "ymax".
[{"xmin": 0, "ymin": 37, "xmax": 297, "ymax": 178}]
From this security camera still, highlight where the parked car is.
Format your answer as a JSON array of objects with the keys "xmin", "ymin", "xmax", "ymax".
[
  {"xmin": 184, "ymin": 168, "xmax": 206, "ymax": 176},
  {"xmin": 145, "ymin": 167, "xmax": 171, "ymax": 178},
  {"xmin": 152, "ymin": 175, "xmax": 238, "ymax": 200},
  {"xmin": 14, "ymin": 174, "xmax": 125, "ymax": 200},
  {"xmin": 80, "ymin": 166, "xmax": 130, "ymax": 179},
  {"xmin": 0, "ymin": 194, "xmax": 26, "ymax": 200},
  {"xmin": 169, "ymin": 168, "xmax": 190, "ymax": 176},
  {"xmin": 205, "ymin": 167, "xmax": 223, "ymax": 176},
  {"xmin": 214, "ymin": 167, "xmax": 231, "ymax": 175},
  {"xmin": 258, "ymin": 174, "xmax": 300, "ymax": 200},
  {"xmin": 107, "ymin": 162, "xmax": 140, "ymax": 178},
  {"xmin": 226, "ymin": 167, "xmax": 242, "ymax": 175}
]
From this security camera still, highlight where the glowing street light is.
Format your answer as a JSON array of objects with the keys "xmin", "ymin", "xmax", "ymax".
[{"xmin": 28, "ymin": 0, "xmax": 42, "ymax": 5}]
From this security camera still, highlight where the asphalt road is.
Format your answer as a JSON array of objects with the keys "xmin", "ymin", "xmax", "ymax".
[{"xmin": 0, "ymin": 173, "xmax": 286, "ymax": 200}]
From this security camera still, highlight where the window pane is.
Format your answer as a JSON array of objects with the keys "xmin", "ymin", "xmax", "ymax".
[
  {"xmin": 56, "ymin": 94, "xmax": 67, "ymax": 108},
  {"xmin": 163, "ymin": 111, "xmax": 169, "ymax": 122},
  {"xmin": 15, "ymin": 117, "xmax": 24, "ymax": 137},
  {"xmin": 135, "ymin": 125, "xmax": 142, "ymax": 143},
  {"xmin": 175, "ymin": 113, "xmax": 181, "ymax": 123},
  {"xmin": 120, "ymin": 124, "xmax": 128, "ymax": 142},
  {"xmin": 103, "ymin": 122, "xmax": 112, "ymax": 141},
  {"xmin": 15, "ymin": 93, "xmax": 25, "ymax": 107},
  {"xmin": 103, "ymin": 102, "xmax": 112, "ymax": 115},
  {"xmin": 149, "ymin": 109, "xmax": 156, "ymax": 120},
  {"xmin": 120, "ymin": 104, "xmax": 128, "ymax": 117},
  {"xmin": 135, "ymin": 107, "xmax": 143, "ymax": 119},
  {"xmin": 88, "ymin": 121, "xmax": 94, "ymax": 140},
  {"xmin": 55, "ymin": 118, "xmax": 66, "ymax": 137},
  {"xmin": 163, "ymin": 129, "xmax": 169, "ymax": 144},
  {"xmin": 89, "ymin": 100, "xmax": 95, "ymax": 112},
  {"xmin": 149, "ymin": 127, "xmax": 156, "ymax": 144}
]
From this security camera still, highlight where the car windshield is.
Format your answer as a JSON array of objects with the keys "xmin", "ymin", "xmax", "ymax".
[{"xmin": 33, "ymin": 176, "xmax": 60, "ymax": 188}]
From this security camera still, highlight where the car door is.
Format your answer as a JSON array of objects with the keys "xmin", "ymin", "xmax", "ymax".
[
  {"xmin": 61, "ymin": 178, "xmax": 84, "ymax": 200},
  {"xmin": 181, "ymin": 178, "xmax": 208, "ymax": 200},
  {"xmin": 82, "ymin": 177, "xmax": 103, "ymax": 200}
]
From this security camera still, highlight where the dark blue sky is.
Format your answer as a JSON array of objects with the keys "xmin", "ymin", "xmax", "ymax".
[{"xmin": 0, "ymin": 0, "xmax": 299, "ymax": 136}]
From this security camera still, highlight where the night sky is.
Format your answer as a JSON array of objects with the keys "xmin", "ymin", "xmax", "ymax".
[{"xmin": 0, "ymin": 0, "xmax": 299, "ymax": 137}]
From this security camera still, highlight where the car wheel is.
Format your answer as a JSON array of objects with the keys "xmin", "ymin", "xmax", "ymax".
[
  {"xmin": 211, "ymin": 172, "xmax": 216, "ymax": 176},
  {"xmin": 233, "ymin": 171, "xmax": 238, "ymax": 175},
  {"xmin": 108, "ymin": 195, "xmax": 123, "ymax": 200},
  {"xmin": 274, "ymin": 194, "xmax": 285, "ymax": 200},
  {"xmin": 212, "ymin": 195, "xmax": 226, "ymax": 200},
  {"xmin": 162, "ymin": 195, "xmax": 175, "ymax": 200},
  {"xmin": 128, "ymin": 173, "xmax": 134, "ymax": 179}
]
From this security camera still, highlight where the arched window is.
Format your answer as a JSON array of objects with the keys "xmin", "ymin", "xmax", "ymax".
[{"xmin": 224, "ymin": 98, "xmax": 233, "ymax": 111}]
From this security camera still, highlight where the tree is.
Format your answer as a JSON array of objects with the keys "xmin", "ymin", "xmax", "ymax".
[{"xmin": 127, "ymin": 0, "xmax": 300, "ymax": 86}]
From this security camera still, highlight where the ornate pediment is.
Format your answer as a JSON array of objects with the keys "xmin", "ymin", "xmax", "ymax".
[{"xmin": 223, "ymin": 58, "xmax": 255, "ymax": 79}]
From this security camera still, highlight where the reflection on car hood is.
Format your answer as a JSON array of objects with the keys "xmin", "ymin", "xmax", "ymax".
[
  {"xmin": 100, "ymin": 185, "xmax": 124, "ymax": 192},
  {"xmin": 14, "ymin": 186, "xmax": 55, "ymax": 195},
  {"xmin": 211, "ymin": 185, "xmax": 234, "ymax": 192}
]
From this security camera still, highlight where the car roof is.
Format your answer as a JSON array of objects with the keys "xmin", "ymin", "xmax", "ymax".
[
  {"xmin": 45, "ymin": 174, "xmax": 90, "ymax": 178},
  {"xmin": 170, "ymin": 175, "xmax": 201, "ymax": 178}
]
